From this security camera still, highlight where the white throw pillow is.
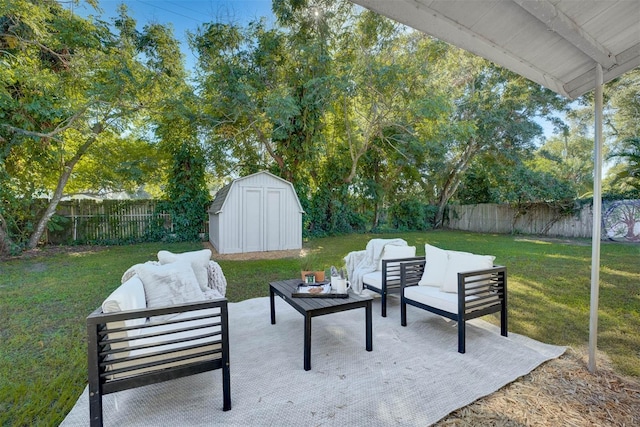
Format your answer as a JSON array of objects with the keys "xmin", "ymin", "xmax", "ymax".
[
  {"xmin": 157, "ymin": 249, "xmax": 211, "ymax": 292},
  {"xmin": 377, "ymin": 245, "xmax": 416, "ymax": 271},
  {"xmin": 418, "ymin": 244, "xmax": 449, "ymax": 286},
  {"xmin": 136, "ymin": 261, "xmax": 205, "ymax": 321},
  {"xmin": 440, "ymin": 251, "xmax": 495, "ymax": 293}
]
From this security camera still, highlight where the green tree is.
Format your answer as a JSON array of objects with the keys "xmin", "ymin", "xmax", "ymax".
[
  {"xmin": 607, "ymin": 137, "xmax": 640, "ymax": 192},
  {"xmin": 415, "ymin": 46, "xmax": 569, "ymax": 226},
  {"xmin": 0, "ymin": 1, "xmax": 185, "ymax": 253},
  {"xmin": 529, "ymin": 131, "xmax": 595, "ymax": 198},
  {"xmin": 155, "ymin": 87, "xmax": 210, "ymax": 241},
  {"xmin": 162, "ymin": 142, "xmax": 209, "ymax": 241},
  {"xmin": 192, "ymin": 1, "xmax": 344, "ymax": 187}
]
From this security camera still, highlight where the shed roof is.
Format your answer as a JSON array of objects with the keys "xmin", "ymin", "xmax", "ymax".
[
  {"xmin": 208, "ymin": 171, "xmax": 304, "ymax": 214},
  {"xmin": 351, "ymin": 0, "xmax": 640, "ymax": 99}
]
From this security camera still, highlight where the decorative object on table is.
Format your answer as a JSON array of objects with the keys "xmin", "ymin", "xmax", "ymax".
[
  {"xmin": 329, "ymin": 265, "xmax": 346, "ymax": 289},
  {"xmin": 334, "ymin": 278, "xmax": 351, "ymax": 294},
  {"xmin": 299, "ymin": 254, "xmax": 325, "ymax": 282}
]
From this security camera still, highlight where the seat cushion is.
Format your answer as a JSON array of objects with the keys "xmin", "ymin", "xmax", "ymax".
[
  {"xmin": 363, "ymin": 270, "xmax": 401, "ymax": 291},
  {"xmin": 101, "ymin": 276, "xmax": 148, "ymax": 356},
  {"xmin": 362, "ymin": 271, "xmax": 382, "ymax": 290},
  {"xmin": 102, "ymin": 275, "xmax": 147, "ymax": 335},
  {"xmin": 404, "ymin": 285, "xmax": 461, "ymax": 314}
]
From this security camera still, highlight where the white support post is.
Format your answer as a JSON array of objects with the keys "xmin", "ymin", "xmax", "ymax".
[{"xmin": 588, "ymin": 64, "xmax": 604, "ymax": 373}]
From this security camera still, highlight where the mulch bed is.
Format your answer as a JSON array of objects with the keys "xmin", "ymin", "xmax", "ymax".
[{"xmin": 437, "ymin": 347, "xmax": 640, "ymax": 426}]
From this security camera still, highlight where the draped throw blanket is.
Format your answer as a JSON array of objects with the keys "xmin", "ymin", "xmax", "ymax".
[{"xmin": 344, "ymin": 238, "xmax": 408, "ymax": 293}]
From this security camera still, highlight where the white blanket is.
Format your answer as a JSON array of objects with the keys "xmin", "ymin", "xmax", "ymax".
[{"xmin": 344, "ymin": 238, "xmax": 408, "ymax": 293}]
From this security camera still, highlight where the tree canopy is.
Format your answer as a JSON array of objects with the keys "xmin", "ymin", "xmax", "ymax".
[{"xmin": 1, "ymin": 0, "xmax": 638, "ymax": 254}]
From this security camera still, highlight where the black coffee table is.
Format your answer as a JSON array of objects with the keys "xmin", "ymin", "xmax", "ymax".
[{"xmin": 269, "ymin": 279, "xmax": 373, "ymax": 371}]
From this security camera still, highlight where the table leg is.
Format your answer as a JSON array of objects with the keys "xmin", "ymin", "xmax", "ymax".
[
  {"xmin": 270, "ymin": 287, "xmax": 276, "ymax": 325},
  {"xmin": 304, "ymin": 314, "xmax": 312, "ymax": 371},
  {"xmin": 365, "ymin": 301, "xmax": 373, "ymax": 351}
]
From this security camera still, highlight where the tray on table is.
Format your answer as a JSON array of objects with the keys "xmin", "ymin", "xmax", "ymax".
[{"xmin": 291, "ymin": 283, "xmax": 349, "ymax": 298}]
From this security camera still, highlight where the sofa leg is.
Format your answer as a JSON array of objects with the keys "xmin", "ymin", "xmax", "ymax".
[
  {"xmin": 458, "ymin": 320, "xmax": 466, "ymax": 354},
  {"xmin": 381, "ymin": 292, "xmax": 387, "ymax": 317},
  {"xmin": 500, "ymin": 304, "xmax": 508, "ymax": 337},
  {"xmin": 222, "ymin": 365, "xmax": 231, "ymax": 411},
  {"xmin": 89, "ymin": 388, "xmax": 103, "ymax": 427},
  {"xmin": 401, "ymin": 300, "xmax": 407, "ymax": 326}
]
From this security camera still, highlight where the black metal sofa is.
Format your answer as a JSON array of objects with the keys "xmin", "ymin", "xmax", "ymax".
[
  {"xmin": 86, "ymin": 298, "xmax": 231, "ymax": 427},
  {"xmin": 399, "ymin": 259, "xmax": 507, "ymax": 353}
]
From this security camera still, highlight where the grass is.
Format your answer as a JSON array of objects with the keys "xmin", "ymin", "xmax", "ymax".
[{"xmin": 1, "ymin": 231, "xmax": 638, "ymax": 426}]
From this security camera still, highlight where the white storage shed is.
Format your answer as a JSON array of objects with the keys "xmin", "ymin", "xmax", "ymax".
[{"xmin": 208, "ymin": 171, "xmax": 304, "ymax": 254}]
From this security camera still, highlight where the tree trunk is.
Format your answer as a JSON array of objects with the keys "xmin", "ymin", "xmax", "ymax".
[
  {"xmin": 27, "ymin": 126, "xmax": 101, "ymax": 249},
  {"xmin": 434, "ymin": 140, "xmax": 478, "ymax": 228},
  {"xmin": 0, "ymin": 212, "xmax": 14, "ymax": 255}
]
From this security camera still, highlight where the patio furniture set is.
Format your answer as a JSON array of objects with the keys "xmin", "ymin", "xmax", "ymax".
[{"xmin": 86, "ymin": 241, "xmax": 507, "ymax": 426}]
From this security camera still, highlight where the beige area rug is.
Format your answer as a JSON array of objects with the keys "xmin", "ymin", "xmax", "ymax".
[{"xmin": 61, "ymin": 296, "xmax": 565, "ymax": 426}]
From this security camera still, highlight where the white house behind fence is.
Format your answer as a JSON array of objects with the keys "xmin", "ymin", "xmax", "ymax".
[{"xmin": 208, "ymin": 171, "xmax": 304, "ymax": 254}]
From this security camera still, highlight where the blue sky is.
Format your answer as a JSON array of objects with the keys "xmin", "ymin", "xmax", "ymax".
[{"xmin": 66, "ymin": 1, "xmax": 276, "ymax": 70}]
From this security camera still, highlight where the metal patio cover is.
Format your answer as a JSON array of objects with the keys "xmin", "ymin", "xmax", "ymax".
[{"xmin": 350, "ymin": 0, "xmax": 640, "ymax": 99}]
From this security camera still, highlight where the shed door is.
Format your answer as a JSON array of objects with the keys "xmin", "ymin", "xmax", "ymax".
[
  {"xmin": 242, "ymin": 187, "xmax": 263, "ymax": 252},
  {"xmin": 241, "ymin": 186, "xmax": 285, "ymax": 252},
  {"xmin": 265, "ymin": 189, "xmax": 284, "ymax": 251}
]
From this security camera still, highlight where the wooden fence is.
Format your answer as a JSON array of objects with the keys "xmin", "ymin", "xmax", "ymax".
[
  {"xmin": 45, "ymin": 200, "xmax": 207, "ymax": 244},
  {"xmin": 44, "ymin": 199, "xmax": 639, "ymax": 244},
  {"xmin": 446, "ymin": 200, "xmax": 640, "ymax": 242}
]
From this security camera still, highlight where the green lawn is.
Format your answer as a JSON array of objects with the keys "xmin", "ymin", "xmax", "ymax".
[{"xmin": 1, "ymin": 231, "xmax": 638, "ymax": 426}]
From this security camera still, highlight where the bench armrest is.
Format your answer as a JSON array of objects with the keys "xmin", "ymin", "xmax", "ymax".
[
  {"xmin": 458, "ymin": 266, "xmax": 507, "ymax": 315},
  {"xmin": 458, "ymin": 265, "xmax": 507, "ymax": 294},
  {"xmin": 381, "ymin": 256, "xmax": 424, "ymax": 280},
  {"xmin": 400, "ymin": 259, "xmax": 426, "ymax": 288}
]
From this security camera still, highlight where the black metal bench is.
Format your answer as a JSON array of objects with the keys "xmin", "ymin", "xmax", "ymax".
[
  {"xmin": 400, "ymin": 260, "xmax": 507, "ymax": 353},
  {"xmin": 86, "ymin": 298, "xmax": 231, "ymax": 427}
]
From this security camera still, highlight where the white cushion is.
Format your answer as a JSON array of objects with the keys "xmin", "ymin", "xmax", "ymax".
[
  {"xmin": 157, "ymin": 249, "xmax": 211, "ymax": 292},
  {"xmin": 102, "ymin": 275, "xmax": 147, "ymax": 330},
  {"xmin": 136, "ymin": 261, "xmax": 205, "ymax": 320},
  {"xmin": 404, "ymin": 285, "xmax": 462, "ymax": 314},
  {"xmin": 418, "ymin": 244, "xmax": 449, "ymax": 287},
  {"xmin": 440, "ymin": 251, "xmax": 495, "ymax": 293},
  {"xmin": 102, "ymin": 275, "xmax": 147, "ymax": 314},
  {"xmin": 404, "ymin": 285, "xmax": 499, "ymax": 315},
  {"xmin": 362, "ymin": 271, "xmax": 383, "ymax": 290},
  {"xmin": 378, "ymin": 245, "xmax": 416, "ymax": 271}
]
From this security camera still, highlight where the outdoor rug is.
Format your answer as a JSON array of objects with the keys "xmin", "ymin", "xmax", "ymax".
[{"xmin": 61, "ymin": 296, "xmax": 565, "ymax": 426}]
